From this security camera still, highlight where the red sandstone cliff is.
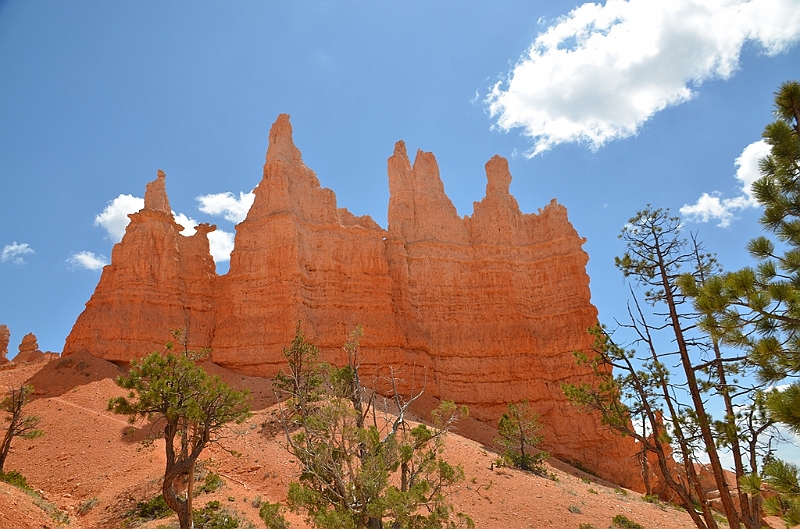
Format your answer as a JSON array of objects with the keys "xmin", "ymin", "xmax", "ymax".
[{"xmin": 63, "ymin": 114, "xmax": 643, "ymax": 488}]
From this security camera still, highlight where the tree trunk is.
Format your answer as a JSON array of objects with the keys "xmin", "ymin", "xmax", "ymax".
[
  {"xmin": 655, "ymin": 240, "xmax": 742, "ymax": 529},
  {"xmin": 0, "ymin": 426, "xmax": 13, "ymax": 473}
]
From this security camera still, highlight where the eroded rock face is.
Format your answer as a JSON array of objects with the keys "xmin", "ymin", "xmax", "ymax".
[{"xmin": 64, "ymin": 114, "xmax": 642, "ymax": 488}]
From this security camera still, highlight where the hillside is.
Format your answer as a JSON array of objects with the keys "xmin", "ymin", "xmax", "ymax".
[{"xmin": 0, "ymin": 354, "xmax": 721, "ymax": 529}]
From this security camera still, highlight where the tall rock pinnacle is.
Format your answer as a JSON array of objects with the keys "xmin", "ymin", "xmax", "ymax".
[{"xmin": 144, "ymin": 169, "xmax": 171, "ymax": 213}]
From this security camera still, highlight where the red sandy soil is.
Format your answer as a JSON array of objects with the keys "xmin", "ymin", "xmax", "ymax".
[{"xmin": 0, "ymin": 353, "xmax": 781, "ymax": 529}]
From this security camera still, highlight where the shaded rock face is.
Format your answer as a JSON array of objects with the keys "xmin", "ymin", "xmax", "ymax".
[{"xmin": 64, "ymin": 114, "xmax": 642, "ymax": 488}]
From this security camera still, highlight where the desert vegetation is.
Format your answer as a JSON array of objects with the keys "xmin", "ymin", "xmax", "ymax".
[
  {"xmin": 108, "ymin": 331, "xmax": 251, "ymax": 529},
  {"xmin": 0, "ymin": 383, "xmax": 42, "ymax": 473},
  {"xmin": 494, "ymin": 400, "xmax": 548, "ymax": 475},
  {"xmin": 268, "ymin": 325, "xmax": 473, "ymax": 529},
  {"xmin": 565, "ymin": 80, "xmax": 800, "ymax": 529}
]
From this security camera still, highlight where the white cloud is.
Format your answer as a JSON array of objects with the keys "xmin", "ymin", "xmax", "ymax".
[
  {"xmin": 681, "ymin": 139, "xmax": 771, "ymax": 227},
  {"xmin": 1, "ymin": 242, "xmax": 34, "ymax": 264},
  {"xmin": 486, "ymin": 0, "xmax": 800, "ymax": 156},
  {"xmin": 173, "ymin": 213, "xmax": 198, "ymax": 235},
  {"xmin": 208, "ymin": 230, "xmax": 235, "ymax": 263},
  {"xmin": 94, "ymin": 194, "xmax": 144, "ymax": 241},
  {"xmin": 196, "ymin": 191, "xmax": 255, "ymax": 223},
  {"xmin": 67, "ymin": 251, "xmax": 108, "ymax": 271}
]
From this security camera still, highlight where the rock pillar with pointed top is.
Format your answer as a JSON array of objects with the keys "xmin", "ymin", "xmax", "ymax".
[
  {"xmin": 63, "ymin": 170, "xmax": 218, "ymax": 360},
  {"xmin": 212, "ymin": 114, "xmax": 406, "ymax": 376}
]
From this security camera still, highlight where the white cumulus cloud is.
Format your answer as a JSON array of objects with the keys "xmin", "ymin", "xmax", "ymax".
[
  {"xmin": 681, "ymin": 139, "xmax": 771, "ymax": 227},
  {"xmin": 196, "ymin": 191, "xmax": 255, "ymax": 223},
  {"xmin": 94, "ymin": 194, "xmax": 144, "ymax": 241},
  {"xmin": 1, "ymin": 242, "xmax": 34, "ymax": 264},
  {"xmin": 67, "ymin": 251, "xmax": 108, "ymax": 271},
  {"xmin": 486, "ymin": 0, "xmax": 800, "ymax": 156}
]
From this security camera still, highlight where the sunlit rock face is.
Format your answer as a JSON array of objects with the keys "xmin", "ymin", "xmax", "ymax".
[{"xmin": 63, "ymin": 114, "xmax": 642, "ymax": 489}]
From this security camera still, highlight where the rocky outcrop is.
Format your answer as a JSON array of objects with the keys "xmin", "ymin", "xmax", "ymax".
[
  {"xmin": 210, "ymin": 115, "xmax": 407, "ymax": 377},
  {"xmin": 63, "ymin": 170, "xmax": 218, "ymax": 358},
  {"xmin": 63, "ymin": 114, "xmax": 643, "ymax": 488},
  {"xmin": 0, "ymin": 325, "xmax": 9, "ymax": 365}
]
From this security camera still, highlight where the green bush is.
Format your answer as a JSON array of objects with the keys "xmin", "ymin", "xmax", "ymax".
[
  {"xmin": 127, "ymin": 495, "xmax": 172, "ymax": 522},
  {"xmin": 197, "ymin": 471, "xmax": 225, "ymax": 494},
  {"xmin": 193, "ymin": 500, "xmax": 240, "ymax": 529},
  {"xmin": 259, "ymin": 501, "xmax": 290, "ymax": 529},
  {"xmin": 0, "ymin": 470, "xmax": 33, "ymax": 492},
  {"xmin": 1, "ymin": 470, "xmax": 70, "ymax": 525},
  {"xmin": 612, "ymin": 514, "xmax": 644, "ymax": 529}
]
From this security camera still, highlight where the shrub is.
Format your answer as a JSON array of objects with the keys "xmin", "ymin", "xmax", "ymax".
[
  {"xmin": 1, "ymin": 470, "xmax": 70, "ymax": 525},
  {"xmin": 0, "ymin": 470, "xmax": 32, "ymax": 491},
  {"xmin": 612, "ymin": 514, "xmax": 644, "ymax": 529},
  {"xmin": 127, "ymin": 495, "xmax": 173, "ymax": 522},
  {"xmin": 197, "ymin": 470, "xmax": 225, "ymax": 494},
  {"xmin": 495, "ymin": 400, "xmax": 549, "ymax": 475},
  {"xmin": 259, "ymin": 501, "xmax": 290, "ymax": 529},
  {"xmin": 77, "ymin": 497, "xmax": 99, "ymax": 515},
  {"xmin": 193, "ymin": 500, "xmax": 241, "ymax": 529}
]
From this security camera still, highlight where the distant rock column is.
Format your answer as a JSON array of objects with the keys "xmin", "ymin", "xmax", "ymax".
[{"xmin": 0, "ymin": 324, "xmax": 9, "ymax": 365}]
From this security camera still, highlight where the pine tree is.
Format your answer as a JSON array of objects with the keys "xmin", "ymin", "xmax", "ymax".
[
  {"xmin": 495, "ymin": 400, "xmax": 548, "ymax": 474},
  {"xmin": 109, "ymin": 337, "xmax": 251, "ymax": 529},
  {"xmin": 0, "ymin": 384, "xmax": 43, "ymax": 473}
]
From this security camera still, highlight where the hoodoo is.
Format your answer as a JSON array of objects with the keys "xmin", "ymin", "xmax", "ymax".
[{"xmin": 64, "ymin": 114, "xmax": 642, "ymax": 488}]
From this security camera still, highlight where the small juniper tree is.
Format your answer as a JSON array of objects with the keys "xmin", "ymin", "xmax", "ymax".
[
  {"xmin": 495, "ymin": 400, "xmax": 548, "ymax": 474},
  {"xmin": 0, "ymin": 384, "xmax": 43, "ymax": 473},
  {"xmin": 109, "ymin": 342, "xmax": 250, "ymax": 529}
]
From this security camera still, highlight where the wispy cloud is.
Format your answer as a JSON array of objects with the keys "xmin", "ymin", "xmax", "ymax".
[
  {"xmin": 196, "ymin": 191, "xmax": 255, "ymax": 223},
  {"xmin": 67, "ymin": 251, "xmax": 108, "ymax": 271},
  {"xmin": 681, "ymin": 140, "xmax": 770, "ymax": 227},
  {"xmin": 1, "ymin": 242, "xmax": 34, "ymax": 265},
  {"xmin": 94, "ymin": 194, "xmax": 144, "ymax": 241},
  {"xmin": 487, "ymin": 0, "xmax": 800, "ymax": 156}
]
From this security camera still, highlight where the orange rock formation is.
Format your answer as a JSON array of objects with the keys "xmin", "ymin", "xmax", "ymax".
[
  {"xmin": 0, "ymin": 324, "xmax": 9, "ymax": 365},
  {"xmin": 64, "ymin": 114, "xmax": 643, "ymax": 488}
]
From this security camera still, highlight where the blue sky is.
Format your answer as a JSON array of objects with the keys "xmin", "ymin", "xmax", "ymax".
[{"xmin": 1, "ymin": 1, "xmax": 799, "ymax": 398}]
